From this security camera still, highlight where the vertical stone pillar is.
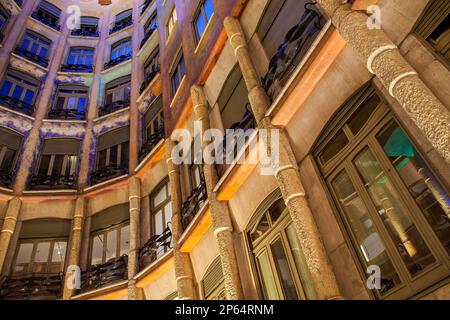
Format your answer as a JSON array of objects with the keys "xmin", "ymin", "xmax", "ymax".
[
  {"xmin": 0, "ymin": 197, "xmax": 21, "ymax": 273},
  {"xmin": 127, "ymin": 176, "xmax": 141, "ymax": 299},
  {"xmin": 0, "ymin": 0, "xmax": 39, "ymax": 77},
  {"xmin": 62, "ymin": 197, "xmax": 86, "ymax": 299},
  {"xmin": 166, "ymin": 139, "xmax": 195, "ymax": 300},
  {"xmin": 191, "ymin": 85, "xmax": 244, "ymax": 300},
  {"xmin": 13, "ymin": 14, "xmax": 71, "ymax": 194},
  {"xmin": 316, "ymin": 0, "xmax": 450, "ymax": 163},
  {"xmin": 224, "ymin": 17, "xmax": 342, "ymax": 300}
]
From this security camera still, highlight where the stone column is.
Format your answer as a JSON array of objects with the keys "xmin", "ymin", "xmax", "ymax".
[
  {"xmin": 0, "ymin": 0, "xmax": 39, "ymax": 77},
  {"xmin": 224, "ymin": 17, "xmax": 342, "ymax": 300},
  {"xmin": 166, "ymin": 139, "xmax": 195, "ymax": 300},
  {"xmin": 191, "ymin": 85, "xmax": 244, "ymax": 300},
  {"xmin": 316, "ymin": 0, "xmax": 450, "ymax": 163},
  {"xmin": 62, "ymin": 197, "xmax": 86, "ymax": 299},
  {"xmin": 78, "ymin": 12, "xmax": 112, "ymax": 188},
  {"xmin": 13, "ymin": 14, "xmax": 71, "ymax": 193},
  {"xmin": 127, "ymin": 176, "xmax": 141, "ymax": 299},
  {"xmin": 0, "ymin": 197, "xmax": 21, "ymax": 273}
]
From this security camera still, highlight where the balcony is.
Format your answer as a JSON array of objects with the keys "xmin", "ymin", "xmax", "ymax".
[
  {"xmin": 29, "ymin": 174, "xmax": 77, "ymax": 190},
  {"xmin": 104, "ymin": 53, "xmax": 132, "ymax": 70},
  {"xmin": 180, "ymin": 177, "xmax": 208, "ymax": 230},
  {"xmin": 109, "ymin": 17, "xmax": 133, "ymax": 35},
  {"xmin": 138, "ymin": 126, "xmax": 164, "ymax": 162},
  {"xmin": 90, "ymin": 165, "xmax": 128, "ymax": 185},
  {"xmin": 98, "ymin": 100, "xmax": 130, "ymax": 117},
  {"xmin": 140, "ymin": 22, "xmax": 158, "ymax": 49},
  {"xmin": 80, "ymin": 255, "xmax": 128, "ymax": 293},
  {"xmin": 48, "ymin": 108, "xmax": 86, "ymax": 120},
  {"xmin": 31, "ymin": 11, "xmax": 61, "ymax": 31},
  {"xmin": 14, "ymin": 47, "xmax": 49, "ymax": 68},
  {"xmin": 139, "ymin": 226, "xmax": 172, "ymax": 270},
  {"xmin": 0, "ymin": 93, "xmax": 35, "ymax": 116},
  {"xmin": 216, "ymin": 104, "xmax": 257, "ymax": 178},
  {"xmin": 0, "ymin": 273, "xmax": 63, "ymax": 300},
  {"xmin": 141, "ymin": 0, "xmax": 152, "ymax": 14},
  {"xmin": 71, "ymin": 27, "xmax": 99, "ymax": 38},
  {"xmin": 61, "ymin": 64, "xmax": 93, "ymax": 73},
  {"xmin": 0, "ymin": 169, "xmax": 13, "ymax": 189},
  {"xmin": 262, "ymin": 6, "xmax": 324, "ymax": 100},
  {"xmin": 140, "ymin": 64, "xmax": 160, "ymax": 94}
]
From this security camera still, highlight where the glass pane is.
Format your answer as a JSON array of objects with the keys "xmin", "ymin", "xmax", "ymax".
[
  {"xmin": 204, "ymin": 0, "xmax": 214, "ymax": 20},
  {"xmin": 354, "ymin": 147, "xmax": 436, "ymax": 277},
  {"xmin": 256, "ymin": 250, "xmax": 280, "ymax": 300},
  {"xmin": 119, "ymin": 225, "xmax": 130, "ymax": 256},
  {"xmin": 331, "ymin": 169, "xmax": 400, "ymax": 294},
  {"xmin": 109, "ymin": 145, "xmax": 118, "ymax": 165},
  {"xmin": 164, "ymin": 202, "xmax": 172, "ymax": 229},
  {"xmin": 52, "ymin": 155, "xmax": 64, "ymax": 176},
  {"xmin": 153, "ymin": 186, "xmax": 167, "ymax": 207},
  {"xmin": 91, "ymin": 234, "xmax": 104, "ymax": 265},
  {"xmin": 34, "ymin": 242, "xmax": 51, "ymax": 262},
  {"xmin": 347, "ymin": 94, "xmax": 380, "ymax": 135},
  {"xmin": 270, "ymin": 238, "xmax": 299, "ymax": 300},
  {"xmin": 195, "ymin": 13, "xmax": 206, "ymax": 39},
  {"xmin": 68, "ymin": 55, "xmax": 75, "ymax": 65},
  {"xmin": 250, "ymin": 214, "xmax": 270, "ymax": 243},
  {"xmin": 38, "ymin": 155, "xmax": 51, "ymax": 175},
  {"xmin": 67, "ymin": 96, "xmax": 77, "ymax": 109},
  {"xmin": 377, "ymin": 122, "xmax": 450, "ymax": 255},
  {"xmin": 106, "ymin": 229, "xmax": 118, "ymax": 261},
  {"xmin": 0, "ymin": 80, "xmax": 12, "ymax": 96},
  {"xmin": 268, "ymin": 198, "xmax": 286, "ymax": 224},
  {"xmin": 51, "ymin": 241, "xmax": 67, "ymax": 262},
  {"xmin": 0, "ymin": 148, "xmax": 16, "ymax": 171},
  {"xmin": 319, "ymin": 130, "xmax": 349, "ymax": 165},
  {"xmin": 23, "ymin": 90, "xmax": 34, "ymax": 105},
  {"xmin": 11, "ymin": 86, "xmax": 24, "ymax": 100},
  {"xmin": 154, "ymin": 210, "xmax": 163, "ymax": 235},
  {"xmin": 16, "ymin": 243, "xmax": 33, "ymax": 264}
]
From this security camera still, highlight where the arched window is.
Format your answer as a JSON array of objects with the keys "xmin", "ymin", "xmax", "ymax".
[
  {"xmin": 246, "ymin": 189, "xmax": 314, "ymax": 300},
  {"xmin": 313, "ymin": 83, "xmax": 450, "ymax": 299},
  {"xmin": 105, "ymin": 38, "xmax": 132, "ymax": 69}
]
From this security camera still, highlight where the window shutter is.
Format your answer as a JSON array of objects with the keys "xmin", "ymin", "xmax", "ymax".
[
  {"xmin": 20, "ymin": 219, "xmax": 71, "ymax": 239},
  {"xmin": 80, "ymin": 16, "xmax": 99, "ymax": 26},
  {"xmin": 0, "ymin": 127, "xmax": 22, "ymax": 150},
  {"xmin": 116, "ymin": 9, "xmax": 132, "ymax": 22},
  {"xmin": 90, "ymin": 203, "xmax": 130, "ymax": 231},
  {"xmin": 39, "ymin": 0, "xmax": 62, "ymax": 17},
  {"xmin": 202, "ymin": 256, "xmax": 224, "ymax": 298},
  {"xmin": 41, "ymin": 139, "xmax": 81, "ymax": 155},
  {"xmin": 97, "ymin": 126, "xmax": 130, "ymax": 151},
  {"xmin": 415, "ymin": 0, "xmax": 449, "ymax": 39},
  {"xmin": 144, "ymin": 96, "xmax": 163, "ymax": 126}
]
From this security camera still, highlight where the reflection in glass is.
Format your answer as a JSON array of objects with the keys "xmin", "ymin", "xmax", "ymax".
[
  {"xmin": 270, "ymin": 238, "xmax": 298, "ymax": 300},
  {"xmin": 250, "ymin": 214, "xmax": 270, "ymax": 243},
  {"xmin": 256, "ymin": 250, "xmax": 280, "ymax": 300}
]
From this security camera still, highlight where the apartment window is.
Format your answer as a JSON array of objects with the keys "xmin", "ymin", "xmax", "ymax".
[
  {"xmin": 0, "ymin": 69, "xmax": 40, "ymax": 107},
  {"xmin": 53, "ymin": 85, "xmax": 88, "ymax": 113},
  {"xmin": 201, "ymin": 256, "xmax": 226, "ymax": 300},
  {"xmin": 415, "ymin": 0, "xmax": 449, "ymax": 62},
  {"xmin": 111, "ymin": 38, "xmax": 132, "ymax": 60},
  {"xmin": 12, "ymin": 219, "xmax": 70, "ymax": 276},
  {"xmin": 32, "ymin": 0, "xmax": 61, "ymax": 30},
  {"xmin": 67, "ymin": 47, "xmax": 94, "ymax": 67},
  {"xmin": 144, "ymin": 99, "xmax": 164, "ymax": 141},
  {"xmin": 145, "ymin": 11, "xmax": 158, "ymax": 35},
  {"xmin": 105, "ymin": 76, "xmax": 131, "ymax": 106},
  {"xmin": 0, "ymin": 127, "xmax": 22, "ymax": 187},
  {"xmin": 35, "ymin": 139, "xmax": 80, "ymax": 177},
  {"xmin": 193, "ymin": 0, "xmax": 214, "ymax": 42},
  {"xmin": 96, "ymin": 126, "xmax": 130, "ymax": 172},
  {"xmin": 247, "ymin": 190, "xmax": 310, "ymax": 300},
  {"xmin": 151, "ymin": 178, "xmax": 172, "ymax": 243},
  {"xmin": 314, "ymin": 84, "xmax": 450, "ymax": 299},
  {"xmin": 72, "ymin": 16, "xmax": 99, "ymax": 37},
  {"xmin": 166, "ymin": 6, "xmax": 178, "ymax": 39},
  {"xmin": 110, "ymin": 9, "xmax": 132, "ymax": 34},
  {"xmin": 170, "ymin": 53, "xmax": 185, "ymax": 96},
  {"xmin": 18, "ymin": 31, "xmax": 51, "ymax": 60}
]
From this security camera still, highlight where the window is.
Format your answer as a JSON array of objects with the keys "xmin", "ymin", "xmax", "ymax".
[
  {"xmin": 144, "ymin": 99, "xmax": 164, "ymax": 141},
  {"xmin": 415, "ymin": 0, "xmax": 449, "ymax": 62},
  {"xmin": 67, "ymin": 47, "xmax": 94, "ymax": 67},
  {"xmin": 53, "ymin": 85, "xmax": 88, "ymax": 113},
  {"xmin": 18, "ymin": 31, "xmax": 51, "ymax": 60},
  {"xmin": 35, "ymin": 139, "xmax": 80, "ymax": 178},
  {"xmin": 72, "ymin": 16, "xmax": 99, "ymax": 37},
  {"xmin": 247, "ymin": 190, "xmax": 311, "ymax": 300},
  {"xmin": 314, "ymin": 84, "xmax": 450, "ymax": 299},
  {"xmin": 145, "ymin": 11, "xmax": 158, "ymax": 35},
  {"xmin": 202, "ymin": 256, "xmax": 226, "ymax": 300},
  {"xmin": 193, "ymin": 0, "xmax": 214, "ymax": 42},
  {"xmin": 90, "ymin": 222, "xmax": 129, "ymax": 266},
  {"xmin": 141, "ymin": 48, "xmax": 160, "ymax": 93},
  {"xmin": 96, "ymin": 126, "xmax": 130, "ymax": 172},
  {"xmin": 110, "ymin": 9, "xmax": 133, "ymax": 34},
  {"xmin": 32, "ymin": 0, "xmax": 61, "ymax": 30},
  {"xmin": 150, "ymin": 178, "xmax": 172, "ymax": 255},
  {"xmin": 105, "ymin": 75, "xmax": 131, "ymax": 107},
  {"xmin": 0, "ymin": 127, "xmax": 22, "ymax": 187},
  {"xmin": 111, "ymin": 38, "xmax": 132, "ymax": 61},
  {"xmin": 170, "ymin": 53, "xmax": 185, "ymax": 96},
  {"xmin": 0, "ymin": 69, "xmax": 40, "ymax": 108},
  {"xmin": 166, "ymin": 6, "xmax": 178, "ymax": 39}
]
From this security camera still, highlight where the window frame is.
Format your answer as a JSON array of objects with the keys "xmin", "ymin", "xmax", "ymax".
[
  {"xmin": 170, "ymin": 52, "xmax": 186, "ymax": 97},
  {"xmin": 150, "ymin": 177, "xmax": 172, "ymax": 238},
  {"xmin": 19, "ymin": 30, "xmax": 51, "ymax": 58},
  {"xmin": 89, "ymin": 221, "xmax": 130, "ymax": 266},
  {"xmin": 54, "ymin": 85, "xmax": 89, "ymax": 112},
  {"xmin": 193, "ymin": 0, "xmax": 214, "ymax": 43},
  {"xmin": 0, "ymin": 69, "xmax": 40, "ymax": 106},
  {"xmin": 165, "ymin": 6, "xmax": 178, "ymax": 40},
  {"xmin": 110, "ymin": 38, "xmax": 132, "ymax": 61}
]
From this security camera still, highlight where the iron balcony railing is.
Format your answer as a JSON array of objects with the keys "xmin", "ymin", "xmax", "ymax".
[
  {"xmin": 140, "ymin": 22, "xmax": 158, "ymax": 49},
  {"xmin": 61, "ymin": 63, "xmax": 94, "ymax": 73},
  {"xmin": 0, "ymin": 93, "xmax": 35, "ymax": 116},
  {"xmin": 138, "ymin": 126, "xmax": 164, "ymax": 162},
  {"xmin": 29, "ymin": 174, "xmax": 77, "ymax": 190},
  {"xmin": 139, "ymin": 226, "xmax": 172, "ymax": 270},
  {"xmin": 80, "ymin": 255, "xmax": 128, "ymax": 293},
  {"xmin": 0, "ymin": 273, "xmax": 64, "ymax": 300},
  {"xmin": 31, "ymin": 11, "xmax": 61, "ymax": 31},
  {"xmin": 90, "ymin": 164, "xmax": 128, "ymax": 186},
  {"xmin": 71, "ymin": 26, "xmax": 99, "ymax": 38},
  {"xmin": 262, "ymin": 4, "xmax": 324, "ymax": 100},
  {"xmin": 14, "ymin": 46, "xmax": 49, "ymax": 67},
  {"xmin": 140, "ymin": 64, "xmax": 160, "ymax": 94},
  {"xmin": 0, "ymin": 169, "xmax": 13, "ymax": 189},
  {"xmin": 180, "ymin": 177, "xmax": 208, "ymax": 230},
  {"xmin": 48, "ymin": 108, "xmax": 86, "ymax": 120},
  {"xmin": 104, "ymin": 53, "xmax": 132, "ymax": 70},
  {"xmin": 216, "ymin": 104, "xmax": 257, "ymax": 178},
  {"xmin": 110, "ymin": 17, "xmax": 133, "ymax": 34},
  {"xmin": 98, "ymin": 100, "xmax": 130, "ymax": 117}
]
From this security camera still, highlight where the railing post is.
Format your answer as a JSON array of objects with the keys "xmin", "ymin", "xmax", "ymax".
[
  {"xmin": 191, "ymin": 85, "xmax": 245, "ymax": 300},
  {"xmin": 224, "ymin": 16, "xmax": 343, "ymax": 300}
]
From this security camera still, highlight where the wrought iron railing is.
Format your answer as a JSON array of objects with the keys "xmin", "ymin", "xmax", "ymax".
[
  {"xmin": 110, "ymin": 17, "xmax": 133, "ymax": 34},
  {"xmin": 61, "ymin": 63, "xmax": 93, "ymax": 73},
  {"xmin": 139, "ymin": 226, "xmax": 172, "ymax": 270},
  {"xmin": 0, "ymin": 273, "xmax": 64, "ymax": 300},
  {"xmin": 90, "ymin": 165, "xmax": 128, "ymax": 185},
  {"xmin": 48, "ymin": 108, "xmax": 86, "ymax": 120},
  {"xmin": 80, "ymin": 255, "xmax": 128, "ymax": 293},
  {"xmin": 98, "ymin": 100, "xmax": 130, "ymax": 117},
  {"xmin": 140, "ymin": 22, "xmax": 158, "ymax": 49},
  {"xmin": 31, "ymin": 11, "xmax": 61, "ymax": 31},
  {"xmin": 104, "ymin": 53, "xmax": 132, "ymax": 70},
  {"xmin": 0, "ymin": 93, "xmax": 35, "ymax": 116},
  {"xmin": 262, "ymin": 4, "xmax": 324, "ymax": 100},
  {"xmin": 71, "ymin": 26, "xmax": 99, "ymax": 38},
  {"xmin": 29, "ymin": 174, "xmax": 77, "ymax": 190},
  {"xmin": 14, "ymin": 46, "xmax": 49, "ymax": 67},
  {"xmin": 140, "ymin": 64, "xmax": 160, "ymax": 93},
  {"xmin": 180, "ymin": 178, "xmax": 208, "ymax": 230},
  {"xmin": 138, "ymin": 126, "xmax": 164, "ymax": 162},
  {"xmin": 216, "ymin": 104, "xmax": 257, "ymax": 178},
  {"xmin": 0, "ymin": 169, "xmax": 13, "ymax": 189}
]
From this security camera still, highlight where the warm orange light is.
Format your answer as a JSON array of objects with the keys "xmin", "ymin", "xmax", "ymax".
[{"xmin": 98, "ymin": 0, "xmax": 112, "ymax": 6}]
